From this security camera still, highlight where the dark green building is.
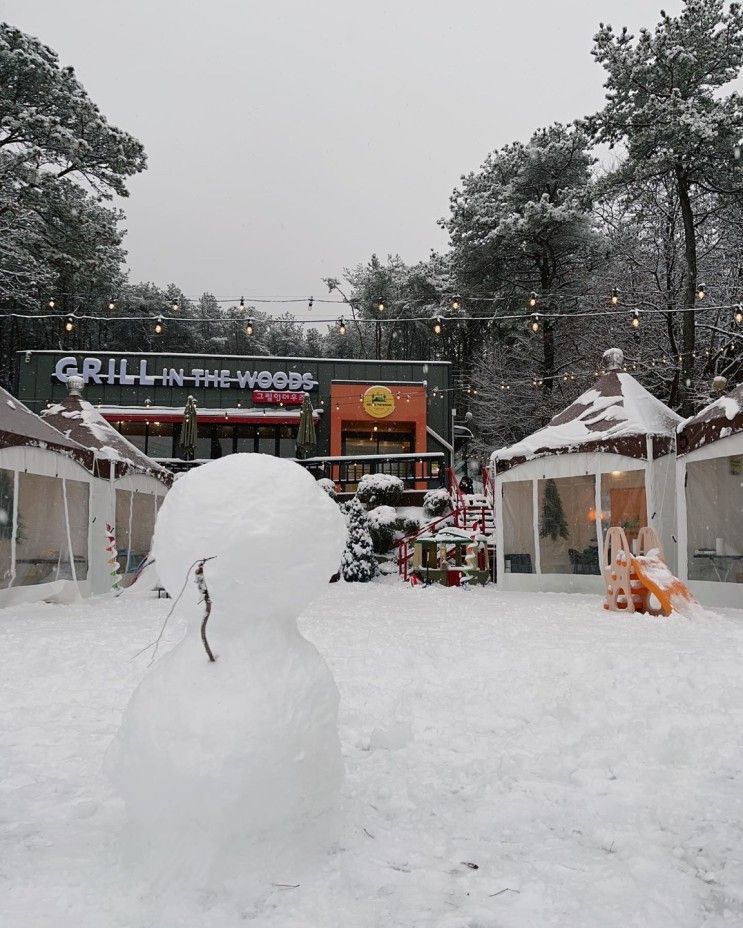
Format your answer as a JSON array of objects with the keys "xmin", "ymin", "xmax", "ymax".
[{"xmin": 16, "ymin": 350, "xmax": 452, "ymax": 487}]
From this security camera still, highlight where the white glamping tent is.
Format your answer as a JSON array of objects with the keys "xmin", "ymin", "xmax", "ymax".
[
  {"xmin": 491, "ymin": 348, "xmax": 681, "ymax": 593},
  {"xmin": 0, "ymin": 386, "xmax": 100, "ymax": 605},
  {"xmin": 41, "ymin": 377, "xmax": 172, "ymax": 588},
  {"xmin": 676, "ymin": 380, "xmax": 743, "ymax": 608}
]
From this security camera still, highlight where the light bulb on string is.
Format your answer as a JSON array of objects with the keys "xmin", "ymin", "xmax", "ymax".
[
  {"xmin": 239, "ymin": 296, "xmax": 245, "ymax": 310},
  {"xmin": 528, "ymin": 291, "xmax": 538, "ymax": 308},
  {"xmin": 337, "ymin": 317, "xmax": 347, "ymax": 336},
  {"xmin": 64, "ymin": 315, "xmax": 74, "ymax": 333},
  {"xmin": 108, "ymin": 298, "xmax": 115, "ymax": 311},
  {"xmin": 154, "ymin": 315, "xmax": 164, "ymax": 335},
  {"xmin": 48, "ymin": 298, "xmax": 55, "ymax": 309},
  {"xmin": 308, "ymin": 296, "xmax": 314, "ymax": 310},
  {"xmin": 171, "ymin": 299, "xmax": 179, "ymax": 312},
  {"xmin": 735, "ymin": 304, "xmax": 743, "ymax": 324},
  {"xmin": 376, "ymin": 298, "xmax": 386, "ymax": 313},
  {"xmin": 631, "ymin": 309, "xmax": 640, "ymax": 329},
  {"xmin": 451, "ymin": 295, "xmax": 461, "ymax": 311},
  {"xmin": 530, "ymin": 312, "xmax": 540, "ymax": 333},
  {"xmin": 696, "ymin": 282, "xmax": 706, "ymax": 300},
  {"xmin": 432, "ymin": 315, "xmax": 443, "ymax": 335},
  {"xmin": 245, "ymin": 317, "xmax": 254, "ymax": 337},
  {"xmin": 611, "ymin": 287, "xmax": 620, "ymax": 305}
]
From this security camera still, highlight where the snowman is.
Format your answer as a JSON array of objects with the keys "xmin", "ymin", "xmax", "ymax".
[{"xmin": 107, "ymin": 454, "xmax": 347, "ymax": 894}]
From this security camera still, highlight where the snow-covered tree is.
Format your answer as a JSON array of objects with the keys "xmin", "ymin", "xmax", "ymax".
[
  {"xmin": 341, "ymin": 498, "xmax": 377, "ymax": 582},
  {"xmin": 0, "ymin": 23, "xmax": 146, "ymax": 207},
  {"xmin": 445, "ymin": 124, "xmax": 604, "ymax": 406},
  {"xmin": 585, "ymin": 0, "xmax": 743, "ymax": 411}
]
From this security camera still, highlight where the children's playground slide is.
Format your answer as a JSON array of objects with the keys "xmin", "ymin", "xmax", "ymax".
[{"xmin": 603, "ymin": 526, "xmax": 698, "ymax": 617}]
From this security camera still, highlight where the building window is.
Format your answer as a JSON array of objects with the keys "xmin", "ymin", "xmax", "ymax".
[
  {"xmin": 235, "ymin": 424, "xmax": 256, "ymax": 453},
  {"xmin": 113, "ymin": 420, "xmax": 301, "ymax": 460},
  {"xmin": 117, "ymin": 421, "xmax": 147, "ymax": 453},
  {"xmin": 342, "ymin": 430, "xmax": 414, "ymax": 457},
  {"xmin": 147, "ymin": 422, "xmax": 174, "ymax": 458},
  {"xmin": 279, "ymin": 425, "xmax": 297, "ymax": 458},
  {"xmin": 257, "ymin": 425, "xmax": 277, "ymax": 455}
]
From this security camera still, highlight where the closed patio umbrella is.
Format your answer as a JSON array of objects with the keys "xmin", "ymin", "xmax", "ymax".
[
  {"xmin": 296, "ymin": 393, "xmax": 317, "ymax": 459},
  {"xmin": 179, "ymin": 395, "xmax": 198, "ymax": 461}
]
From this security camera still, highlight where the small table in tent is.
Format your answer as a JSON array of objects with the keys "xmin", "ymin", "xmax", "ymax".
[{"xmin": 411, "ymin": 526, "xmax": 490, "ymax": 586}]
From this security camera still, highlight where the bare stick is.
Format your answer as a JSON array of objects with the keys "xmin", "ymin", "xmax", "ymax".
[
  {"xmin": 131, "ymin": 555, "xmax": 217, "ymax": 665},
  {"xmin": 195, "ymin": 558, "xmax": 217, "ymax": 662}
]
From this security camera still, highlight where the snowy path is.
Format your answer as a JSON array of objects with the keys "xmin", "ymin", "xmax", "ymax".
[{"xmin": 1, "ymin": 583, "xmax": 742, "ymax": 926}]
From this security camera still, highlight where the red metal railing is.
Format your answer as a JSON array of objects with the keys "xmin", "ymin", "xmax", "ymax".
[{"xmin": 482, "ymin": 465, "xmax": 494, "ymax": 506}]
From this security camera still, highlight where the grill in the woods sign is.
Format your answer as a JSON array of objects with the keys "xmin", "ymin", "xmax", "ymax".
[{"xmin": 54, "ymin": 356, "xmax": 318, "ymax": 392}]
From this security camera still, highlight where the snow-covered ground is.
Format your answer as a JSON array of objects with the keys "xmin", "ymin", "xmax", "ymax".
[{"xmin": 1, "ymin": 582, "xmax": 742, "ymax": 927}]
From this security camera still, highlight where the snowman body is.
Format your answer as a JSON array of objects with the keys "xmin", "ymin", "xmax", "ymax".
[{"xmin": 108, "ymin": 454, "xmax": 347, "ymax": 889}]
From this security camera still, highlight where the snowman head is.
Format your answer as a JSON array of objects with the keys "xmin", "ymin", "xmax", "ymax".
[{"xmin": 153, "ymin": 454, "xmax": 347, "ymax": 624}]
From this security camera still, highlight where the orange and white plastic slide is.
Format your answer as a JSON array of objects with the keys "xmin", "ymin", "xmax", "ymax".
[
  {"xmin": 603, "ymin": 526, "xmax": 698, "ymax": 617},
  {"xmin": 630, "ymin": 549, "xmax": 697, "ymax": 617}
]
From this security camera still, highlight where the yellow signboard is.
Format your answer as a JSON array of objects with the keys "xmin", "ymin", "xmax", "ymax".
[{"xmin": 363, "ymin": 385, "xmax": 396, "ymax": 419}]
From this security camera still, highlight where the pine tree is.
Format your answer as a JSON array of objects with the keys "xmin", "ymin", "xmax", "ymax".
[
  {"xmin": 341, "ymin": 498, "xmax": 377, "ymax": 582},
  {"xmin": 585, "ymin": 0, "xmax": 743, "ymax": 412},
  {"xmin": 540, "ymin": 479, "xmax": 569, "ymax": 542}
]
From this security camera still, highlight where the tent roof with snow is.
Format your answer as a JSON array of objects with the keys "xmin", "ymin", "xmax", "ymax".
[
  {"xmin": 0, "ymin": 385, "xmax": 95, "ymax": 471},
  {"xmin": 41, "ymin": 377, "xmax": 172, "ymax": 485},
  {"xmin": 492, "ymin": 348, "xmax": 682, "ymax": 473},
  {"xmin": 677, "ymin": 380, "xmax": 743, "ymax": 456}
]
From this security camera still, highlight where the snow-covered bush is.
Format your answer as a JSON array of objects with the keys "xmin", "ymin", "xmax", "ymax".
[
  {"xmin": 356, "ymin": 473, "xmax": 404, "ymax": 509},
  {"xmin": 397, "ymin": 515, "xmax": 422, "ymax": 535},
  {"xmin": 341, "ymin": 498, "xmax": 377, "ymax": 582},
  {"xmin": 317, "ymin": 477, "xmax": 337, "ymax": 501},
  {"xmin": 367, "ymin": 504, "xmax": 399, "ymax": 554},
  {"xmin": 423, "ymin": 488, "xmax": 453, "ymax": 519}
]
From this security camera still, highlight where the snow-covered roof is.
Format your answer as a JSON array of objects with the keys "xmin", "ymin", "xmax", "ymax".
[
  {"xmin": 0, "ymin": 386, "xmax": 95, "ymax": 470},
  {"xmin": 41, "ymin": 393, "xmax": 172, "ymax": 485},
  {"xmin": 416, "ymin": 526, "xmax": 476, "ymax": 544},
  {"xmin": 492, "ymin": 368, "xmax": 681, "ymax": 472},
  {"xmin": 677, "ymin": 382, "xmax": 743, "ymax": 456}
]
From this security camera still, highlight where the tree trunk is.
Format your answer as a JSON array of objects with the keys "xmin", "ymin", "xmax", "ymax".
[
  {"xmin": 675, "ymin": 166, "xmax": 697, "ymax": 415},
  {"xmin": 542, "ymin": 320, "xmax": 555, "ymax": 404}
]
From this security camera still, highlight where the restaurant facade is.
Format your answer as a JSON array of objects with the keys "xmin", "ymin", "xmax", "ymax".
[{"xmin": 15, "ymin": 351, "xmax": 453, "ymax": 488}]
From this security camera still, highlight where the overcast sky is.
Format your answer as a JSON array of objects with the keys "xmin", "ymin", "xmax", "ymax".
[{"xmin": 2, "ymin": 0, "xmax": 683, "ymax": 310}]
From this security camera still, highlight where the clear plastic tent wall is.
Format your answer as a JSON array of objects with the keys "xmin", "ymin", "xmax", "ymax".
[
  {"xmin": 685, "ymin": 454, "xmax": 743, "ymax": 583},
  {"xmin": 0, "ymin": 446, "xmax": 95, "ymax": 605},
  {"xmin": 114, "ymin": 480, "xmax": 164, "ymax": 585},
  {"xmin": 675, "ymin": 383, "xmax": 743, "ymax": 607}
]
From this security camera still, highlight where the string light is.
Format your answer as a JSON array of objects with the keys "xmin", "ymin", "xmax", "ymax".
[
  {"xmin": 64, "ymin": 315, "xmax": 74, "ymax": 333},
  {"xmin": 696, "ymin": 282, "xmax": 706, "ymax": 300},
  {"xmin": 308, "ymin": 296, "xmax": 314, "ymax": 310},
  {"xmin": 611, "ymin": 287, "xmax": 620, "ymax": 305},
  {"xmin": 529, "ymin": 291, "xmax": 538, "ymax": 308},
  {"xmin": 530, "ymin": 312, "xmax": 540, "ymax": 333},
  {"xmin": 12, "ymin": 297, "xmax": 743, "ymax": 328},
  {"xmin": 432, "ymin": 316, "xmax": 443, "ymax": 335},
  {"xmin": 108, "ymin": 298, "xmax": 115, "ymax": 311},
  {"xmin": 631, "ymin": 309, "xmax": 640, "ymax": 329},
  {"xmin": 171, "ymin": 299, "xmax": 179, "ymax": 312},
  {"xmin": 239, "ymin": 296, "xmax": 245, "ymax": 310},
  {"xmin": 245, "ymin": 317, "xmax": 254, "ymax": 337},
  {"xmin": 451, "ymin": 295, "xmax": 461, "ymax": 311},
  {"xmin": 48, "ymin": 298, "xmax": 55, "ymax": 309},
  {"xmin": 735, "ymin": 304, "xmax": 743, "ymax": 324},
  {"xmin": 337, "ymin": 317, "xmax": 347, "ymax": 336},
  {"xmin": 376, "ymin": 299, "xmax": 386, "ymax": 313},
  {"xmin": 154, "ymin": 315, "xmax": 164, "ymax": 335}
]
